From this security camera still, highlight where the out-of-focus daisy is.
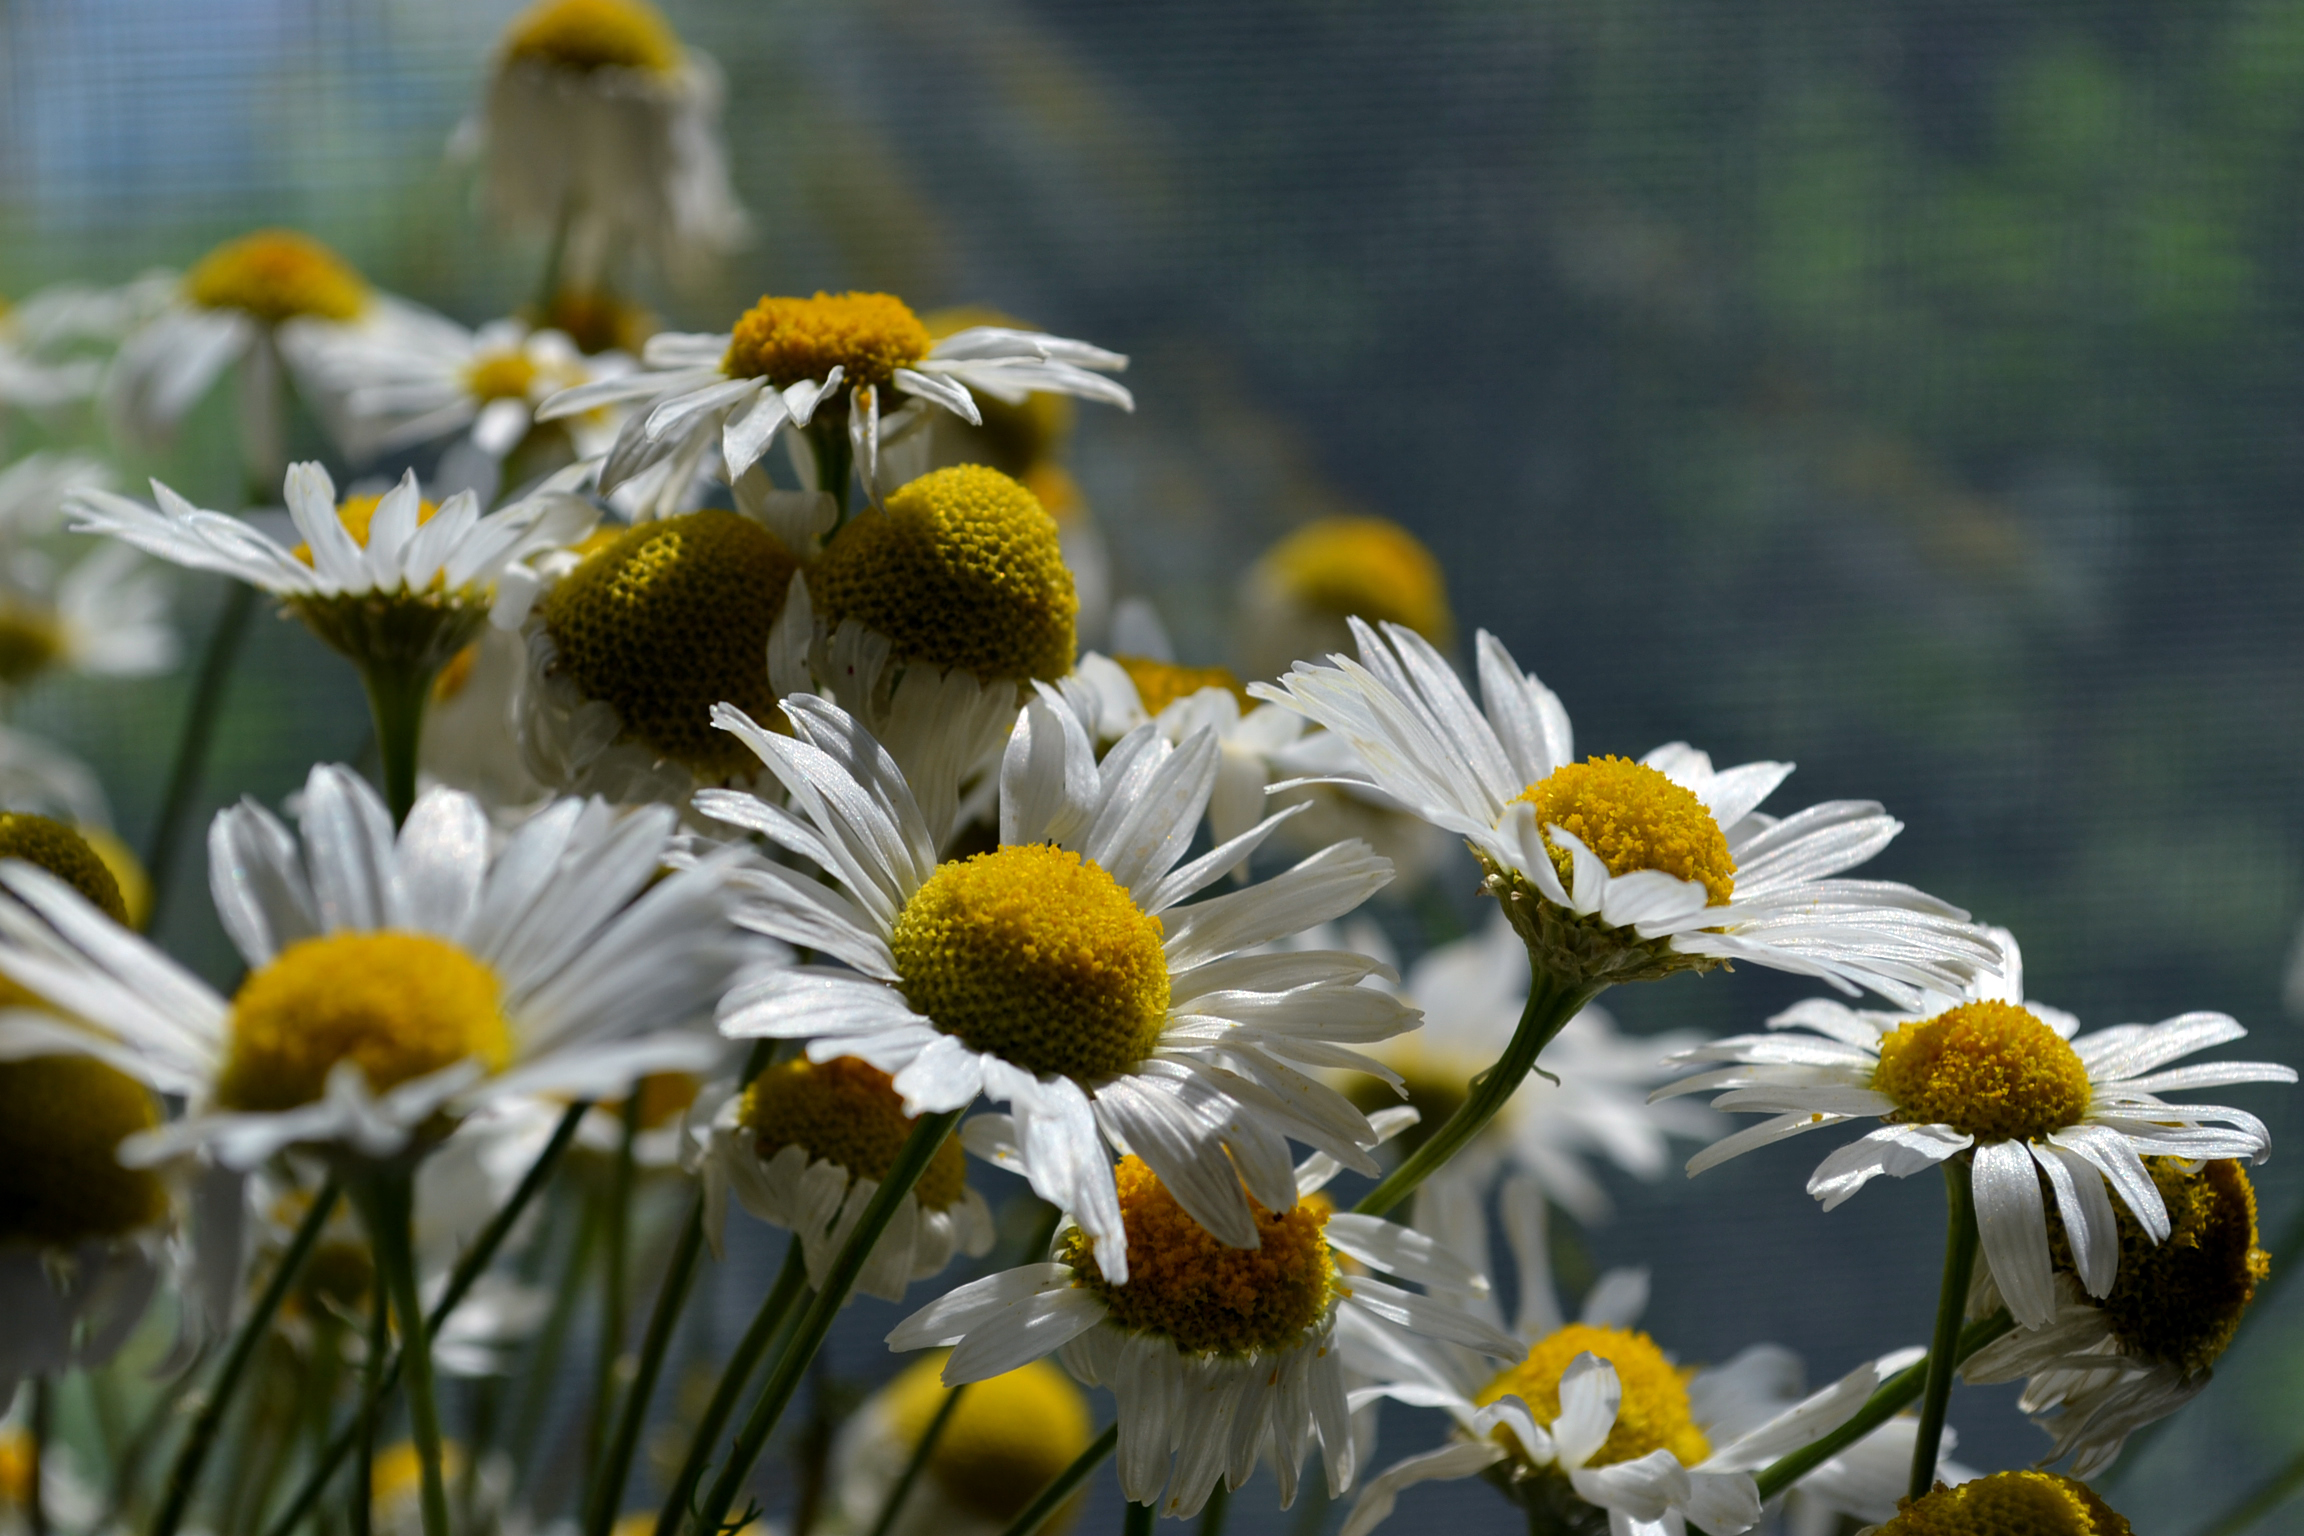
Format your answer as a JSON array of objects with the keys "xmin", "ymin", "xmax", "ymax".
[
  {"xmin": 695, "ymin": 1055, "xmax": 994, "ymax": 1301},
  {"xmin": 540, "ymin": 291, "xmax": 1130, "ymax": 510},
  {"xmin": 0, "ymin": 274, "xmax": 174, "ymax": 421},
  {"xmin": 0, "ymin": 454, "xmax": 175, "ymax": 693},
  {"xmin": 890, "ymin": 1141, "xmax": 1520, "ymax": 1519},
  {"xmin": 834, "ymin": 1353, "xmax": 1096, "ymax": 1536},
  {"xmin": 709, "ymin": 689, "xmax": 1410, "ymax": 1280},
  {"xmin": 1868, "ymin": 1470, "xmax": 2133, "ymax": 1535},
  {"xmin": 1237, "ymin": 514, "xmax": 1454, "ymax": 684},
  {"xmin": 0, "ymin": 732, "xmax": 150, "ymax": 929},
  {"xmin": 0, "ymin": 763, "xmax": 751, "ymax": 1171},
  {"xmin": 1659, "ymin": 931, "xmax": 2293, "ymax": 1328},
  {"xmin": 1961, "ymin": 1156, "xmax": 2268, "ymax": 1475},
  {"xmin": 1255, "ymin": 620, "xmax": 1996, "ymax": 1003}
]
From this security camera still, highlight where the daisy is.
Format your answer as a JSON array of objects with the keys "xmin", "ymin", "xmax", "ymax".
[
  {"xmin": 887, "ymin": 1140, "xmax": 1521, "ymax": 1518},
  {"xmin": 1237, "ymin": 514, "xmax": 1455, "ymax": 684},
  {"xmin": 707, "ymin": 687, "xmax": 1412, "ymax": 1280},
  {"xmin": 693, "ymin": 1054, "xmax": 994, "ymax": 1301},
  {"xmin": 1253, "ymin": 620, "xmax": 1998, "ymax": 1004},
  {"xmin": 0, "ymin": 273, "xmax": 173, "ymax": 419},
  {"xmin": 422, "ymin": 628, "xmax": 552, "ymax": 815},
  {"xmin": 833, "ymin": 1353, "xmax": 1096, "ymax": 1536},
  {"xmin": 1868, "ymin": 1470, "xmax": 2134, "ymax": 1535},
  {"xmin": 538, "ymin": 291, "xmax": 1130, "ymax": 511},
  {"xmin": 1657, "ymin": 931, "xmax": 2294, "ymax": 1328},
  {"xmin": 0, "ymin": 455, "xmax": 175, "ymax": 692}
]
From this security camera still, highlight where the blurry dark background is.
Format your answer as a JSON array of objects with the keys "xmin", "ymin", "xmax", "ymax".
[{"xmin": 7, "ymin": 0, "xmax": 2304, "ymax": 1529}]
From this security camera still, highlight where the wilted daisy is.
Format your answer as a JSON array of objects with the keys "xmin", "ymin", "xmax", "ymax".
[
  {"xmin": 1659, "ymin": 932, "xmax": 2294, "ymax": 1328},
  {"xmin": 1871, "ymin": 1470, "xmax": 2132, "ymax": 1535},
  {"xmin": 1255, "ymin": 620, "xmax": 1996, "ymax": 1002},
  {"xmin": 889, "ymin": 1143, "xmax": 1520, "ymax": 1519},
  {"xmin": 835, "ymin": 1353, "xmax": 1096, "ymax": 1536},
  {"xmin": 708, "ymin": 688, "xmax": 1412, "ymax": 1279},
  {"xmin": 695, "ymin": 1054, "xmax": 994, "ymax": 1300},
  {"xmin": 1962, "ymin": 1156, "xmax": 2268, "ymax": 1475}
]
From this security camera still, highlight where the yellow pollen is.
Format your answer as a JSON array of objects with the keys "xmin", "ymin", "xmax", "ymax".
[
  {"xmin": 722, "ymin": 292, "xmax": 931, "ymax": 391},
  {"xmin": 370, "ymin": 1441, "xmax": 466, "ymax": 1517},
  {"xmin": 464, "ymin": 350, "xmax": 540, "ymax": 403},
  {"xmin": 185, "ymin": 230, "xmax": 367, "ymax": 324},
  {"xmin": 1261, "ymin": 516, "xmax": 1454, "ymax": 648},
  {"xmin": 738, "ymin": 1057, "xmax": 969, "ymax": 1211},
  {"xmin": 925, "ymin": 307, "xmax": 1077, "ymax": 474},
  {"xmin": 1879, "ymin": 1471, "xmax": 2132, "ymax": 1535},
  {"xmin": 217, "ymin": 932, "xmax": 511, "ymax": 1112},
  {"xmin": 811, "ymin": 465, "xmax": 1077, "ymax": 683},
  {"xmin": 1061, "ymin": 1157, "xmax": 1335, "ymax": 1355},
  {"xmin": 882, "ymin": 1353, "xmax": 1094, "ymax": 1528},
  {"xmin": 0, "ymin": 600, "xmax": 61, "ymax": 687},
  {"xmin": 1515, "ymin": 756, "xmax": 1736, "ymax": 906},
  {"xmin": 892, "ymin": 845, "xmax": 1168, "ymax": 1085},
  {"xmin": 1477, "ymin": 1324, "xmax": 1710, "ymax": 1470},
  {"xmin": 1115, "ymin": 655, "xmax": 1250, "ymax": 717},
  {"xmin": 0, "ymin": 1054, "xmax": 168, "ymax": 1248},
  {"xmin": 500, "ymin": 0, "xmax": 681, "ymax": 73},
  {"xmin": 541, "ymin": 510, "xmax": 798, "ymax": 779},
  {"xmin": 532, "ymin": 288, "xmax": 655, "ymax": 356},
  {"xmin": 1871, "ymin": 1000, "xmax": 2092, "ymax": 1144},
  {"xmin": 2055, "ymin": 1158, "xmax": 2267, "ymax": 1375}
]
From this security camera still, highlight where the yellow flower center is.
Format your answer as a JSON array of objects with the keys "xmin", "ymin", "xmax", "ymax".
[
  {"xmin": 1871, "ymin": 1000, "xmax": 2092, "ymax": 1144},
  {"xmin": 811, "ymin": 465, "xmax": 1077, "ymax": 683},
  {"xmin": 882, "ymin": 1354, "xmax": 1095, "ymax": 1527},
  {"xmin": 532, "ymin": 288, "xmax": 655, "ymax": 356},
  {"xmin": 722, "ymin": 292, "xmax": 931, "ymax": 392},
  {"xmin": 1345, "ymin": 1049, "xmax": 1469, "ymax": 1162},
  {"xmin": 465, "ymin": 350, "xmax": 540, "ymax": 403},
  {"xmin": 216, "ymin": 932, "xmax": 511, "ymax": 1112},
  {"xmin": 0, "ymin": 1427, "xmax": 30, "ymax": 1508},
  {"xmin": 1114, "ymin": 655, "xmax": 1251, "ymax": 717},
  {"xmin": 0, "ymin": 600, "xmax": 61, "ymax": 688},
  {"xmin": 80, "ymin": 826, "xmax": 153, "ymax": 931},
  {"xmin": 1879, "ymin": 1471, "xmax": 2133, "ymax": 1535},
  {"xmin": 738, "ymin": 1057, "xmax": 969, "ymax": 1212},
  {"xmin": 185, "ymin": 230, "xmax": 367, "ymax": 324},
  {"xmin": 1261, "ymin": 515, "xmax": 1454, "ymax": 648},
  {"xmin": 924, "ymin": 307, "xmax": 1076, "ymax": 475},
  {"xmin": 1514, "ymin": 756, "xmax": 1736, "ymax": 906},
  {"xmin": 613, "ymin": 1071, "xmax": 701, "ymax": 1132},
  {"xmin": 1060, "ymin": 1157, "xmax": 1335, "ymax": 1355},
  {"xmin": 0, "ymin": 813, "xmax": 128, "ymax": 925},
  {"xmin": 371, "ymin": 1441, "xmax": 466, "ymax": 1517},
  {"xmin": 1022, "ymin": 462, "xmax": 1086, "ymax": 525},
  {"xmin": 891, "ymin": 845, "xmax": 1168, "ymax": 1085},
  {"xmin": 1478, "ymin": 1323, "xmax": 1710, "ymax": 1470},
  {"xmin": 541, "ymin": 510, "xmax": 798, "ymax": 779},
  {"xmin": 299, "ymin": 1239, "xmax": 376, "ymax": 1316},
  {"xmin": 2053, "ymin": 1158, "xmax": 2268, "ymax": 1375},
  {"xmin": 0, "ymin": 1054, "xmax": 168, "ymax": 1248},
  {"xmin": 292, "ymin": 494, "xmax": 442, "ymax": 567},
  {"xmin": 500, "ymin": 0, "xmax": 680, "ymax": 73}
]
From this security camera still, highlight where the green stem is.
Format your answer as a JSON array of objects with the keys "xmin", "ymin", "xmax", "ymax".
[
  {"xmin": 1353, "ymin": 972, "xmax": 1597, "ymax": 1217},
  {"xmin": 808, "ymin": 419, "xmax": 853, "ymax": 525},
  {"xmin": 1909, "ymin": 1160, "xmax": 1980, "ymax": 1501},
  {"xmin": 590, "ymin": 1094, "xmax": 645, "ymax": 1476},
  {"xmin": 359, "ymin": 660, "xmax": 434, "ymax": 828},
  {"xmin": 865, "ymin": 1384, "xmax": 967, "ymax": 1536},
  {"xmin": 691, "ymin": 1109, "xmax": 964, "ymax": 1536},
  {"xmin": 354, "ymin": 1167, "xmax": 452, "ymax": 1536},
  {"xmin": 150, "ymin": 1177, "xmax": 340, "ymax": 1536},
  {"xmin": 655, "ymin": 1242, "xmax": 809, "ymax": 1536},
  {"xmin": 1124, "ymin": 1498, "xmax": 1155, "ymax": 1536},
  {"xmin": 143, "ymin": 580, "xmax": 256, "ymax": 918},
  {"xmin": 28, "ymin": 1376, "xmax": 49, "ymax": 1536},
  {"xmin": 588, "ymin": 1199, "xmax": 707, "ymax": 1536},
  {"xmin": 1197, "ymin": 1479, "xmax": 1230, "ymax": 1536},
  {"xmin": 992, "ymin": 1425, "xmax": 1114, "ymax": 1536},
  {"xmin": 353, "ymin": 1283, "xmax": 387, "ymax": 1536},
  {"xmin": 2196, "ymin": 1437, "xmax": 2304, "ymax": 1536}
]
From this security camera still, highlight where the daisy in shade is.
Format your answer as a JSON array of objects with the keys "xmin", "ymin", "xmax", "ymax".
[
  {"xmin": 538, "ymin": 291, "xmax": 1130, "ymax": 513},
  {"xmin": 707, "ymin": 687, "xmax": 1412, "ymax": 1281},
  {"xmin": 834, "ymin": 1353, "xmax": 1096, "ymax": 1536},
  {"xmin": 1656, "ymin": 931, "xmax": 2294, "ymax": 1328},
  {"xmin": 1253, "ymin": 620, "xmax": 1997, "ymax": 1004},
  {"xmin": 888, "ymin": 1135, "xmax": 1521, "ymax": 1519}
]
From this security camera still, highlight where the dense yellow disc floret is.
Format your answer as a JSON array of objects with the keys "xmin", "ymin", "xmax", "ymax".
[
  {"xmin": 892, "ymin": 845, "xmax": 1168, "ymax": 1084},
  {"xmin": 0, "ymin": 602, "xmax": 60, "ymax": 688},
  {"xmin": 1115, "ymin": 655, "xmax": 1250, "ymax": 717},
  {"xmin": 723, "ymin": 292, "xmax": 931, "ymax": 392},
  {"xmin": 1872, "ymin": 1001, "xmax": 2091, "ymax": 1144},
  {"xmin": 882, "ymin": 1353, "xmax": 1094, "ymax": 1527},
  {"xmin": 811, "ymin": 465, "xmax": 1077, "ymax": 683},
  {"xmin": 1516, "ymin": 757, "xmax": 1736, "ymax": 906},
  {"xmin": 0, "ymin": 1054, "xmax": 168, "ymax": 1247},
  {"xmin": 500, "ymin": 0, "xmax": 680, "ymax": 73},
  {"xmin": 0, "ymin": 813, "xmax": 129, "ymax": 924},
  {"xmin": 185, "ymin": 230, "xmax": 367, "ymax": 324},
  {"xmin": 1478, "ymin": 1323, "xmax": 1711, "ymax": 1470},
  {"xmin": 217, "ymin": 932, "xmax": 511, "ymax": 1112},
  {"xmin": 2055, "ymin": 1158, "xmax": 2268, "ymax": 1375},
  {"xmin": 1261, "ymin": 516, "xmax": 1454, "ymax": 647},
  {"xmin": 541, "ymin": 509, "xmax": 797, "ymax": 779},
  {"xmin": 738, "ymin": 1057, "xmax": 969, "ymax": 1212},
  {"xmin": 1061, "ymin": 1157, "xmax": 1335, "ymax": 1355},
  {"xmin": 1880, "ymin": 1471, "xmax": 2132, "ymax": 1535}
]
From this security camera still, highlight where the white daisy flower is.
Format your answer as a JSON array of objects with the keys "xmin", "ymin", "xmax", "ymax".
[
  {"xmin": 539, "ymin": 291, "xmax": 1130, "ymax": 512},
  {"xmin": 1236, "ymin": 514, "xmax": 1455, "ymax": 685},
  {"xmin": 1657, "ymin": 930, "xmax": 2295, "ymax": 1328},
  {"xmin": 0, "ymin": 456, "xmax": 175, "ymax": 692},
  {"xmin": 833, "ymin": 1352, "xmax": 1097, "ymax": 1536},
  {"xmin": 888, "ymin": 1138, "xmax": 1521, "ymax": 1519},
  {"xmin": 0, "ymin": 273, "xmax": 174, "ymax": 417},
  {"xmin": 707, "ymin": 687, "xmax": 1413, "ymax": 1281},
  {"xmin": 0, "ymin": 763, "xmax": 754, "ymax": 1171},
  {"xmin": 694, "ymin": 1054, "xmax": 994, "ymax": 1302},
  {"xmin": 1253, "ymin": 619, "xmax": 1997, "ymax": 1003}
]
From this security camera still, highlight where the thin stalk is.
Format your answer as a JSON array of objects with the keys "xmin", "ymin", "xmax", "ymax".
[
  {"xmin": 864, "ymin": 1384, "xmax": 967, "ymax": 1536},
  {"xmin": 691, "ymin": 1110, "xmax": 964, "ymax": 1536},
  {"xmin": 654, "ymin": 1242, "xmax": 809, "ymax": 1536},
  {"xmin": 588, "ymin": 1199, "xmax": 707, "ymax": 1536},
  {"xmin": 358, "ymin": 660, "xmax": 433, "ymax": 828},
  {"xmin": 511, "ymin": 1191, "xmax": 601, "ymax": 1482},
  {"xmin": 807, "ymin": 419, "xmax": 853, "ymax": 525},
  {"xmin": 1353, "ymin": 972, "xmax": 1597, "ymax": 1217},
  {"xmin": 2197, "ymin": 1436, "xmax": 2304, "ymax": 1536},
  {"xmin": 143, "ymin": 580, "xmax": 256, "ymax": 917},
  {"xmin": 1197, "ymin": 1479, "xmax": 1229, "ymax": 1536},
  {"xmin": 992, "ymin": 1426, "xmax": 1116, "ymax": 1536},
  {"xmin": 150, "ymin": 1177, "xmax": 341, "ymax": 1536},
  {"xmin": 1909, "ymin": 1160, "xmax": 1980, "ymax": 1501},
  {"xmin": 28, "ymin": 1376, "xmax": 48, "ymax": 1536},
  {"xmin": 105, "ymin": 1339, "xmax": 212, "ymax": 1523},
  {"xmin": 353, "ymin": 1272, "xmax": 388, "ymax": 1536},
  {"xmin": 591, "ymin": 1095, "xmax": 645, "ymax": 1473},
  {"xmin": 355, "ymin": 1167, "xmax": 452, "ymax": 1536},
  {"xmin": 1124, "ymin": 1499, "xmax": 1155, "ymax": 1536}
]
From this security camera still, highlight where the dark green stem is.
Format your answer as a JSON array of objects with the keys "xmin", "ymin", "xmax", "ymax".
[
  {"xmin": 807, "ymin": 419, "xmax": 853, "ymax": 525},
  {"xmin": 1197, "ymin": 1479, "xmax": 1230, "ymax": 1536},
  {"xmin": 865, "ymin": 1384, "xmax": 968, "ymax": 1536},
  {"xmin": 691, "ymin": 1109, "xmax": 964, "ymax": 1536},
  {"xmin": 353, "ymin": 1167, "xmax": 451, "ymax": 1536},
  {"xmin": 2197, "ymin": 1437, "xmax": 2304, "ymax": 1536},
  {"xmin": 588, "ymin": 1198, "xmax": 707, "ymax": 1536},
  {"xmin": 654, "ymin": 1242, "xmax": 809, "ymax": 1536},
  {"xmin": 144, "ymin": 580, "xmax": 256, "ymax": 918},
  {"xmin": 1353, "ymin": 971, "xmax": 1598, "ymax": 1216},
  {"xmin": 353, "ymin": 1283, "xmax": 387, "ymax": 1536},
  {"xmin": 590, "ymin": 1094, "xmax": 644, "ymax": 1476},
  {"xmin": 358, "ymin": 660, "xmax": 433, "ymax": 828},
  {"xmin": 992, "ymin": 1425, "xmax": 1115, "ymax": 1536},
  {"xmin": 150, "ymin": 1177, "xmax": 340, "ymax": 1536},
  {"xmin": 1124, "ymin": 1498, "xmax": 1155, "ymax": 1536},
  {"xmin": 1909, "ymin": 1160, "xmax": 1980, "ymax": 1501},
  {"xmin": 28, "ymin": 1376, "xmax": 48, "ymax": 1536}
]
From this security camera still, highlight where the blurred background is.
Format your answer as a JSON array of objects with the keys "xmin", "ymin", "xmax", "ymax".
[{"xmin": 6, "ymin": 0, "xmax": 2304, "ymax": 1529}]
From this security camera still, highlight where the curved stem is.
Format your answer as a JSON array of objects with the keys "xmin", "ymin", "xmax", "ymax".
[
  {"xmin": 655, "ymin": 1241, "xmax": 809, "ymax": 1536},
  {"xmin": 865, "ymin": 1383, "xmax": 967, "ymax": 1536},
  {"xmin": 992, "ymin": 1426, "xmax": 1116, "ymax": 1536},
  {"xmin": 354, "ymin": 1166, "xmax": 451, "ymax": 1536},
  {"xmin": 1909, "ymin": 1160, "xmax": 1980, "ymax": 1501},
  {"xmin": 691, "ymin": 1109, "xmax": 964, "ymax": 1536},
  {"xmin": 1353, "ymin": 972, "xmax": 1597, "ymax": 1217},
  {"xmin": 2197, "ymin": 1437, "xmax": 2304, "ymax": 1536},
  {"xmin": 589, "ymin": 1096, "xmax": 645, "ymax": 1474},
  {"xmin": 143, "ymin": 580, "xmax": 256, "ymax": 918},
  {"xmin": 358, "ymin": 660, "xmax": 434, "ymax": 828},
  {"xmin": 588, "ymin": 1198, "xmax": 707, "ymax": 1536}
]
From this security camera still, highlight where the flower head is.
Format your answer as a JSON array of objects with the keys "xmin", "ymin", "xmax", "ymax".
[
  {"xmin": 1875, "ymin": 1471, "xmax": 2131, "ymax": 1535},
  {"xmin": 835, "ymin": 1354, "xmax": 1095, "ymax": 1536},
  {"xmin": 1239, "ymin": 515, "xmax": 1453, "ymax": 680}
]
